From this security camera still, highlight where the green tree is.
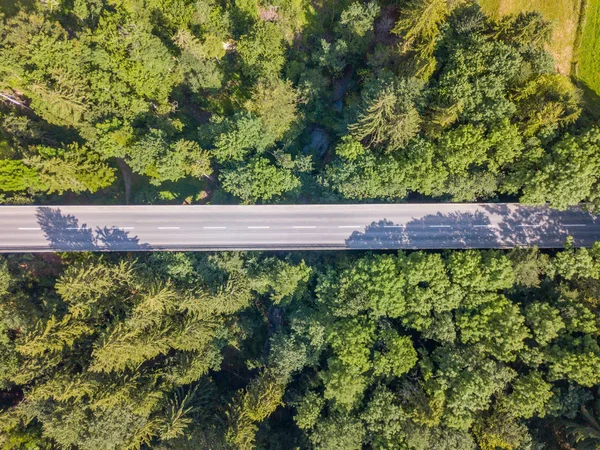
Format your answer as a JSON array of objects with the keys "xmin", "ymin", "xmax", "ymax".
[
  {"xmin": 28, "ymin": 143, "xmax": 115, "ymax": 194},
  {"xmin": 499, "ymin": 372, "xmax": 553, "ymax": 419},
  {"xmin": 427, "ymin": 347, "xmax": 516, "ymax": 430},
  {"xmin": 547, "ymin": 335, "xmax": 600, "ymax": 387},
  {"xmin": 250, "ymin": 257, "xmax": 311, "ymax": 304},
  {"xmin": 525, "ymin": 302, "xmax": 566, "ymax": 346},
  {"xmin": 472, "ymin": 411, "xmax": 530, "ymax": 450},
  {"xmin": 211, "ymin": 113, "xmax": 273, "ymax": 162},
  {"xmin": 0, "ymin": 258, "xmax": 9, "ymax": 297},
  {"xmin": 220, "ymin": 157, "xmax": 300, "ymax": 202},
  {"xmin": 520, "ymin": 128, "xmax": 600, "ymax": 209},
  {"xmin": 0, "ymin": 254, "xmax": 277, "ymax": 449},
  {"xmin": 457, "ymin": 295, "xmax": 530, "ymax": 362},
  {"xmin": 173, "ymin": 27, "xmax": 227, "ymax": 92},
  {"xmin": 392, "ymin": 0, "xmax": 464, "ymax": 77},
  {"xmin": 245, "ymin": 79, "xmax": 298, "ymax": 143},
  {"xmin": 551, "ymin": 242, "xmax": 600, "ymax": 281},
  {"xmin": 349, "ymin": 78, "xmax": 423, "ymax": 153},
  {"xmin": 334, "ymin": 136, "xmax": 367, "ymax": 161},
  {"xmin": 393, "ymin": 0, "xmax": 460, "ymax": 49},
  {"xmin": 430, "ymin": 123, "xmax": 523, "ymax": 201},
  {"xmin": 0, "ymin": 160, "xmax": 41, "ymax": 192},
  {"xmin": 294, "ymin": 391, "xmax": 325, "ymax": 430},
  {"xmin": 431, "ymin": 36, "xmax": 522, "ymax": 125},
  {"xmin": 312, "ymin": 39, "xmax": 349, "ymax": 78},
  {"xmin": 320, "ymin": 357, "xmax": 369, "ymax": 409},
  {"xmin": 372, "ymin": 329, "xmax": 417, "ymax": 378},
  {"xmin": 361, "ymin": 386, "xmax": 408, "ymax": 449},
  {"xmin": 315, "ymin": 254, "xmax": 407, "ymax": 318},
  {"xmin": 507, "ymin": 247, "xmax": 550, "ymax": 288},
  {"xmin": 323, "ymin": 152, "xmax": 412, "ymax": 200},
  {"xmin": 335, "ymin": 1, "xmax": 381, "ymax": 56},
  {"xmin": 126, "ymin": 130, "xmax": 212, "ymax": 185},
  {"xmin": 511, "ymin": 74, "xmax": 581, "ymax": 137},
  {"xmin": 309, "ymin": 413, "xmax": 366, "ymax": 450},
  {"xmin": 448, "ymin": 250, "xmax": 515, "ymax": 293},
  {"xmin": 492, "ymin": 11, "xmax": 553, "ymax": 47},
  {"xmin": 237, "ymin": 21, "xmax": 285, "ymax": 80},
  {"xmin": 0, "ymin": 257, "xmax": 18, "ymax": 391},
  {"xmin": 225, "ymin": 371, "xmax": 286, "ymax": 450},
  {"xmin": 0, "ymin": 12, "xmax": 91, "ymax": 127}
]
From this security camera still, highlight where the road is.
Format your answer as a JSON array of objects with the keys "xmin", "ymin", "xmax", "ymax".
[{"xmin": 0, "ymin": 203, "xmax": 597, "ymax": 252}]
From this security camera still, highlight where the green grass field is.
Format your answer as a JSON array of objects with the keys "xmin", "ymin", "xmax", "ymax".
[{"xmin": 576, "ymin": 0, "xmax": 600, "ymax": 98}]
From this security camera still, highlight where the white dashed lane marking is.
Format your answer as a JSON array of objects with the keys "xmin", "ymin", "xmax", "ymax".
[{"xmin": 20, "ymin": 222, "xmax": 592, "ymax": 233}]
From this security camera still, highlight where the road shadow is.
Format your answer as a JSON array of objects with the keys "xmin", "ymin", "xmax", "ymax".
[
  {"xmin": 344, "ymin": 219, "xmax": 410, "ymax": 250},
  {"xmin": 346, "ymin": 206, "xmax": 598, "ymax": 249},
  {"xmin": 36, "ymin": 207, "xmax": 150, "ymax": 251},
  {"xmin": 346, "ymin": 211, "xmax": 500, "ymax": 249},
  {"xmin": 481, "ymin": 204, "xmax": 597, "ymax": 248}
]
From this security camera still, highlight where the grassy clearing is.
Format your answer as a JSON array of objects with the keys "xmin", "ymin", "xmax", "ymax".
[
  {"xmin": 479, "ymin": 0, "xmax": 583, "ymax": 75},
  {"xmin": 576, "ymin": 0, "xmax": 600, "ymax": 98}
]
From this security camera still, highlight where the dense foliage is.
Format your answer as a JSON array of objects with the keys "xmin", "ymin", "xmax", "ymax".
[
  {"xmin": 0, "ymin": 0, "xmax": 599, "ymax": 206},
  {"xmin": 2, "ymin": 247, "xmax": 600, "ymax": 449},
  {"xmin": 2, "ymin": 2, "xmax": 600, "ymax": 450}
]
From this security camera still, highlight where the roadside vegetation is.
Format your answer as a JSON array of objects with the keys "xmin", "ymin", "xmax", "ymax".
[
  {"xmin": 2, "ymin": 247, "xmax": 600, "ymax": 449},
  {"xmin": 576, "ymin": 0, "xmax": 600, "ymax": 101},
  {"xmin": 0, "ymin": 0, "xmax": 599, "ymax": 208}
]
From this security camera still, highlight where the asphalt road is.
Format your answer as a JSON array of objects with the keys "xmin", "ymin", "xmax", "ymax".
[{"xmin": 0, "ymin": 203, "xmax": 598, "ymax": 252}]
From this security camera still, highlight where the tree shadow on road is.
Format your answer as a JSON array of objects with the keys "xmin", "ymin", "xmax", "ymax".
[
  {"xmin": 481, "ymin": 204, "xmax": 598, "ymax": 248},
  {"xmin": 345, "ymin": 206, "xmax": 597, "ymax": 250},
  {"xmin": 95, "ymin": 226, "xmax": 150, "ymax": 251},
  {"xmin": 345, "ymin": 211, "xmax": 500, "ymax": 249},
  {"xmin": 344, "ymin": 219, "xmax": 409, "ymax": 250},
  {"xmin": 36, "ymin": 207, "xmax": 150, "ymax": 251}
]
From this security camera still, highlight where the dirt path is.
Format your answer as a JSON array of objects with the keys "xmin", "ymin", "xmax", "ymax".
[{"xmin": 116, "ymin": 158, "xmax": 132, "ymax": 204}]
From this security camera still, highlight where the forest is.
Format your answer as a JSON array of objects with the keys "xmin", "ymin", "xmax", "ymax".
[
  {"xmin": 1, "ymin": 247, "xmax": 600, "ymax": 449},
  {"xmin": 0, "ymin": 0, "xmax": 599, "ymax": 207},
  {"xmin": 3, "ymin": 1, "xmax": 600, "ymax": 449}
]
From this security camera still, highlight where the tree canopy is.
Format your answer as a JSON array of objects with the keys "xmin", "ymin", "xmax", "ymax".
[
  {"xmin": 0, "ymin": 0, "xmax": 597, "ymax": 207},
  {"xmin": 2, "ymin": 246, "xmax": 600, "ymax": 449}
]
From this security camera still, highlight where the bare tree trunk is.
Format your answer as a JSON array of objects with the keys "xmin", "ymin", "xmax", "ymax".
[{"xmin": 0, "ymin": 92, "xmax": 30, "ymax": 109}]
